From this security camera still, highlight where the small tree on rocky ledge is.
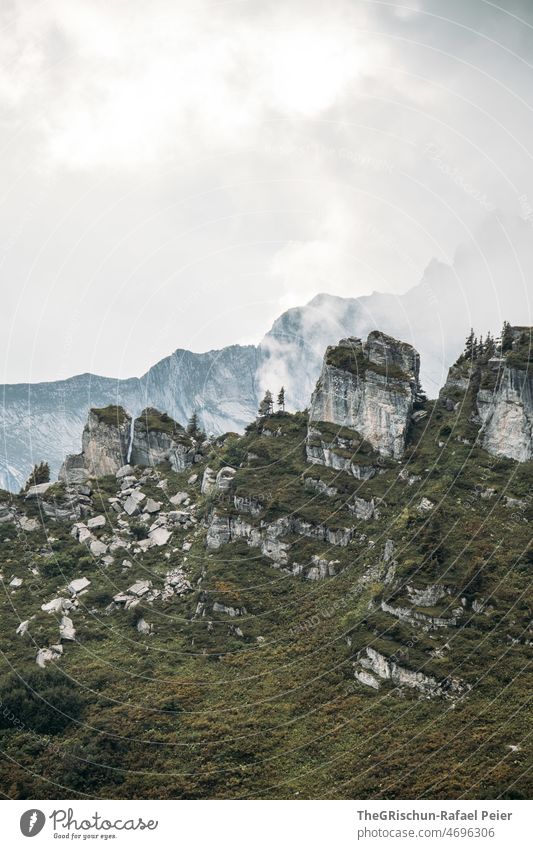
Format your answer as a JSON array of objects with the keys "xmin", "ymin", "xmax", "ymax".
[
  {"xmin": 463, "ymin": 328, "xmax": 475, "ymax": 359},
  {"xmin": 500, "ymin": 320, "xmax": 513, "ymax": 353},
  {"xmin": 258, "ymin": 390, "xmax": 273, "ymax": 417},
  {"xmin": 277, "ymin": 386, "xmax": 285, "ymax": 411},
  {"xmin": 187, "ymin": 411, "xmax": 206, "ymax": 442},
  {"xmin": 22, "ymin": 461, "xmax": 50, "ymax": 493}
]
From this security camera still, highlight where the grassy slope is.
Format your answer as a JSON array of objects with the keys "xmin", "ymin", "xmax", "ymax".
[{"xmin": 0, "ymin": 386, "xmax": 531, "ymax": 800}]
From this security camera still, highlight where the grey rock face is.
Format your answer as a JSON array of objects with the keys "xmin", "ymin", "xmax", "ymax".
[
  {"xmin": 439, "ymin": 326, "xmax": 532, "ymax": 463},
  {"xmin": 201, "ymin": 467, "xmax": 217, "ymax": 495},
  {"xmin": 309, "ymin": 333, "xmax": 420, "ymax": 459},
  {"xmin": 81, "ymin": 408, "xmax": 131, "ymax": 476},
  {"xmin": 59, "ymin": 407, "xmax": 131, "ymax": 480},
  {"xmin": 355, "ymin": 647, "xmax": 466, "ymax": 698},
  {"xmin": 2, "ymin": 226, "xmax": 529, "ymax": 494},
  {"xmin": 130, "ymin": 408, "xmax": 195, "ymax": 471},
  {"xmin": 0, "ymin": 344, "xmax": 259, "ymax": 491},
  {"xmin": 58, "ymin": 453, "xmax": 90, "ymax": 485},
  {"xmin": 477, "ymin": 366, "xmax": 533, "ymax": 462}
]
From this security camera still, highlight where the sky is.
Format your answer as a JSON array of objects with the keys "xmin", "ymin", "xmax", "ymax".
[{"xmin": 1, "ymin": 0, "xmax": 533, "ymax": 383}]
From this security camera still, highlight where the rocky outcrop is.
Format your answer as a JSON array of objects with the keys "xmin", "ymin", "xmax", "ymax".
[
  {"xmin": 206, "ymin": 510, "xmax": 355, "ymax": 570},
  {"xmin": 308, "ymin": 333, "xmax": 420, "ymax": 459},
  {"xmin": 439, "ymin": 326, "xmax": 532, "ymax": 462},
  {"xmin": 477, "ymin": 365, "xmax": 532, "ymax": 462},
  {"xmin": 130, "ymin": 408, "xmax": 195, "ymax": 471},
  {"xmin": 60, "ymin": 406, "xmax": 131, "ymax": 480},
  {"xmin": 354, "ymin": 646, "xmax": 467, "ymax": 699},
  {"xmin": 306, "ymin": 426, "xmax": 379, "ymax": 479}
]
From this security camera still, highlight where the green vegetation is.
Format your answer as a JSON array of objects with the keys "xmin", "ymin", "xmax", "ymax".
[
  {"xmin": 135, "ymin": 408, "xmax": 193, "ymax": 447},
  {"xmin": 325, "ymin": 343, "xmax": 411, "ymax": 382},
  {"xmin": 22, "ymin": 461, "xmax": 50, "ymax": 493},
  {"xmin": 92, "ymin": 405, "xmax": 129, "ymax": 427},
  {"xmin": 0, "ymin": 385, "xmax": 531, "ymax": 801}
]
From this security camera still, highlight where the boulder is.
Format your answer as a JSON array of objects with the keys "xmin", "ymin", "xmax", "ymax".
[
  {"xmin": 68, "ymin": 576, "xmax": 91, "ymax": 595},
  {"xmin": 136, "ymin": 617, "xmax": 152, "ymax": 635},
  {"xmin": 143, "ymin": 498, "xmax": 161, "ymax": 514},
  {"xmin": 36, "ymin": 644, "xmax": 63, "ymax": 668},
  {"xmin": 170, "ymin": 491, "xmax": 189, "ymax": 506},
  {"xmin": 42, "ymin": 598, "xmax": 67, "ymax": 614},
  {"xmin": 18, "ymin": 516, "xmax": 39, "ymax": 532},
  {"xmin": 87, "ymin": 515, "xmax": 106, "ymax": 529},
  {"xmin": 148, "ymin": 526, "xmax": 171, "ymax": 547},
  {"xmin": 123, "ymin": 491, "xmax": 146, "ymax": 516},
  {"xmin": 25, "ymin": 482, "xmax": 56, "ymax": 499},
  {"xmin": 215, "ymin": 467, "xmax": 236, "ymax": 492},
  {"xmin": 89, "ymin": 539, "xmax": 108, "ymax": 557},
  {"xmin": 59, "ymin": 616, "xmax": 76, "ymax": 641},
  {"xmin": 201, "ymin": 467, "xmax": 217, "ymax": 495},
  {"xmin": 116, "ymin": 464, "xmax": 134, "ymax": 479}
]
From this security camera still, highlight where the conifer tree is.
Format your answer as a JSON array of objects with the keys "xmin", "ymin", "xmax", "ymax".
[
  {"xmin": 22, "ymin": 461, "xmax": 50, "ymax": 493},
  {"xmin": 464, "ymin": 328, "xmax": 475, "ymax": 359},
  {"xmin": 277, "ymin": 386, "xmax": 285, "ymax": 411},
  {"xmin": 187, "ymin": 411, "xmax": 206, "ymax": 442},
  {"xmin": 258, "ymin": 390, "xmax": 273, "ymax": 417},
  {"xmin": 501, "ymin": 320, "xmax": 513, "ymax": 353}
]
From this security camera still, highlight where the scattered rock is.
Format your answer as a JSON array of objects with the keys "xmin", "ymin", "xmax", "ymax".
[
  {"xmin": 59, "ymin": 616, "xmax": 76, "ymax": 641},
  {"xmin": 143, "ymin": 498, "xmax": 162, "ymax": 514},
  {"xmin": 170, "ymin": 492, "xmax": 189, "ymax": 506},
  {"xmin": 87, "ymin": 515, "xmax": 106, "ymax": 529},
  {"xmin": 116, "ymin": 464, "xmax": 134, "ymax": 479},
  {"xmin": 215, "ymin": 466, "xmax": 236, "ymax": 491},
  {"xmin": 36, "ymin": 644, "xmax": 63, "ymax": 668},
  {"xmin": 25, "ymin": 482, "xmax": 56, "ymax": 499},
  {"xmin": 89, "ymin": 539, "xmax": 108, "ymax": 557},
  {"xmin": 128, "ymin": 580, "xmax": 152, "ymax": 597},
  {"xmin": 68, "ymin": 576, "xmax": 91, "ymax": 595},
  {"xmin": 201, "ymin": 467, "xmax": 217, "ymax": 495},
  {"xmin": 212, "ymin": 601, "xmax": 247, "ymax": 617},
  {"xmin": 148, "ymin": 526, "xmax": 171, "ymax": 547},
  {"xmin": 123, "ymin": 491, "xmax": 146, "ymax": 516},
  {"xmin": 18, "ymin": 516, "xmax": 39, "ymax": 532}
]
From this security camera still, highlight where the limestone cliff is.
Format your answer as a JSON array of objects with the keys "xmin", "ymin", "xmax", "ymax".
[
  {"xmin": 308, "ymin": 332, "xmax": 420, "ymax": 460},
  {"xmin": 439, "ymin": 326, "xmax": 532, "ymax": 462},
  {"xmin": 59, "ymin": 406, "xmax": 131, "ymax": 481},
  {"xmin": 130, "ymin": 408, "xmax": 195, "ymax": 471}
]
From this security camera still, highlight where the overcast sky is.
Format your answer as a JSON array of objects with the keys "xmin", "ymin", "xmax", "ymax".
[{"xmin": 1, "ymin": 0, "xmax": 533, "ymax": 383}]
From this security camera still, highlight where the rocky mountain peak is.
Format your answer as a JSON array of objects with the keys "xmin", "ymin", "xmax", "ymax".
[
  {"xmin": 308, "ymin": 332, "xmax": 420, "ymax": 460},
  {"xmin": 440, "ymin": 325, "xmax": 532, "ymax": 462},
  {"xmin": 130, "ymin": 408, "xmax": 196, "ymax": 472},
  {"xmin": 60, "ymin": 405, "xmax": 131, "ymax": 482}
]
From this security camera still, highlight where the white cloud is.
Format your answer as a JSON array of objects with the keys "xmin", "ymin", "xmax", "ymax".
[
  {"xmin": 1, "ymin": 0, "xmax": 533, "ymax": 382},
  {"xmin": 0, "ymin": 0, "xmax": 392, "ymax": 170}
]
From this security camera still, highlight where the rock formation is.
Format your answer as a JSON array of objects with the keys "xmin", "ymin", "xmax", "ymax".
[
  {"xmin": 439, "ymin": 326, "xmax": 532, "ymax": 462},
  {"xmin": 308, "ymin": 332, "xmax": 420, "ymax": 460},
  {"xmin": 59, "ymin": 406, "xmax": 131, "ymax": 481},
  {"xmin": 130, "ymin": 408, "xmax": 195, "ymax": 471}
]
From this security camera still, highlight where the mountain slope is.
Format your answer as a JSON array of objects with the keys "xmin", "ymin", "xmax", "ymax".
[
  {"xmin": 0, "ymin": 329, "xmax": 530, "ymax": 799},
  {"xmin": 2, "ymin": 214, "xmax": 531, "ymax": 491}
]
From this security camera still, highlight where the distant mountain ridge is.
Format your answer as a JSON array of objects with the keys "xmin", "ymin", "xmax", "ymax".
[{"xmin": 1, "ymin": 213, "xmax": 531, "ymax": 490}]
